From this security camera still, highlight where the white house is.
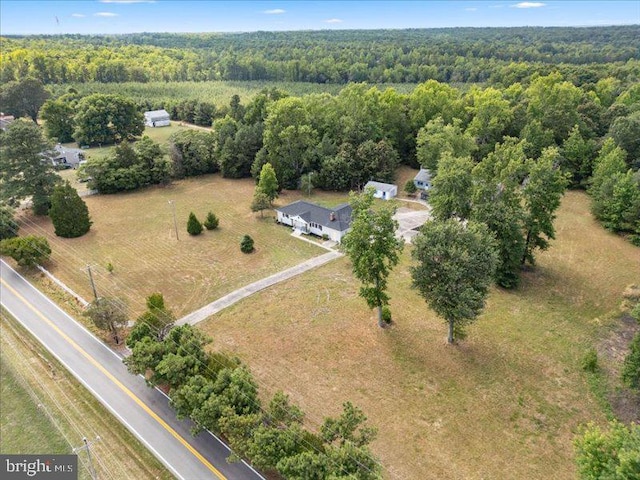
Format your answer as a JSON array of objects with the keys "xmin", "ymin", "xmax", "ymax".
[
  {"xmin": 364, "ymin": 181, "xmax": 398, "ymax": 200},
  {"xmin": 275, "ymin": 200, "xmax": 352, "ymax": 243},
  {"xmin": 413, "ymin": 168, "xmax": 432, "ymax": 190},
  {"xmin": 144, "ymin": 109, "xmax": 171, "ymax": 127}
]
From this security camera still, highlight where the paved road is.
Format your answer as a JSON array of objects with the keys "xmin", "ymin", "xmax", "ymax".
[
  {"xmin": 178, "ymin": 250, "xmax": 343, "ymax": 325},
  {"xmin": 0, "ymin": 260, "xmax": 264, "ymax": 480}
]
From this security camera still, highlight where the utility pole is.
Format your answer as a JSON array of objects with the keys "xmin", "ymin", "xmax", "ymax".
[
  {"xmin": 168, "ymin": 200, "xmax": 179, "ymax": 240},
  {"xmin": 73, "ymin": 436, "xmax": 100, "ymax": 480},
  {"xmin": 86, "ymin": 265, "xmax": 98, "ymax": 300}
]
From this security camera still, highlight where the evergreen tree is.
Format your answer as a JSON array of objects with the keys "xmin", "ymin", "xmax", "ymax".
[
  {"xmin": 49, "ymin": 182, "xmax": 92, "ymax": 238},
  {"xmin": 240, "ymin": 235, "xmax": 255, "ymax": 253},
  {"xmin": 203, "ymin": 211, "xmax": 219, "ymax": 230},
  {"xmin": 0, "ymin": 205, "xmax": 18, "ymax": 240},
  {"xmin": 187, "ymin": 212, "xmax": 203, "ymax": 236},
  {"xmin": 0, "ymin": 120, "xmax": 59, "ymax": 215}
]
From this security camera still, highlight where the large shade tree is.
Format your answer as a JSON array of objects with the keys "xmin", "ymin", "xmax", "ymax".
[
  {"xmin": 73, "ymin": 93, "xmax": 144, "ymax": 146},
  {"xmin": 342, "ymin": 189, "xmax": 404, "ymax": 328},
  {"xmin": 0, "ymin": 120, "xmax": 59, "ymax": 215},
  {"xmin": 0, "ymin": 78, "xmax": 49, "ymax": 122},
  {"xmin": 411, "ymin": 219, "xmax": 498, "ymax": 343}
]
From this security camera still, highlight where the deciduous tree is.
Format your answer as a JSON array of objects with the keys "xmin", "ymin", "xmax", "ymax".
[
  {"xmin": 85, "ymin": 297, "xmax": 128, "ymax": 344},
  {"xmin": 256, "ymin": 162, "xmax": 279, "ymax": 204},
  {"xmin": 0, "ymin": 78, "xmax": 49, "ymax": 122},
  {"xmin": 411, "ymin": 219, "xmax": 498, "ymax": 343},
  {"xmin": 342, "ymin": 189, "xmax": 404, "ymax": 328},
  {"xmin": 521, "ymin": 147, "xmax": 569, "ymax": 266},
  {"xmin": 0, "ymin": 235, "xmax": 51, "ymax": 267}
]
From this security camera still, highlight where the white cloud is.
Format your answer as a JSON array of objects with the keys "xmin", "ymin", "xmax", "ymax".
[
  {"xmin": 99, "ymin": 1, "xmax": 156, "ymax": 4},
  {"xmin": 465, "ymin": 7, "xmax": 478, "ymax": 11},
  {"xmin": 512, "ymin": 2, "xmax": 546, "ymax": 8},
  {"xmin": 325, "ymin": 18, "xmax": 343, "ymax": 24},
  {"xmin": 263, "ymin": 9, "xmax": 286, "ymax": 15},
  {"xmin": 94, "ymin": 12, "xmax": 119, "ymax": 17},
  {"xmin": 71, "ymin": 13, "xmax": 86, "ymax": 18}
]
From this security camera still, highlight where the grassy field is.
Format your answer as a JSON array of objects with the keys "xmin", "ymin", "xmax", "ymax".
[
  {"xmin": 49, "ymin": 81, "xmax": 420, "ymax": 107},
  {"xmin": 16, "ymin": 174, "xmax": 350, "ymax": 319},
  {"xmin": 195, "ymin": 190, "xmax": 639, "ymax": 480},
  {"xmin": 0, "ymin": 311, "xmax": 173, "ymax": 480},
  {"xmin": 13, "ymin": 158, "xmax": 638, "ymax": 478}
]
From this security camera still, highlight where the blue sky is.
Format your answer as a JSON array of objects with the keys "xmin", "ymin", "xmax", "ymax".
[{"xmin": 1, "ymin": 1, "xmax": 638, "ymax": 35}]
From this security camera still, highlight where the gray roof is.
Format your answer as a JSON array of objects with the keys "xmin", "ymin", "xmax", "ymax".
[
  {"xmin": 53, "ymin": 145, "xmax": 85, "ymax": 165},
  {"xmin": 364, "ymin": 181, "xmax": 397, "ymax": 192},
  {"xmin": 144, "ymin": 109, "xmax": 170, "ymax": 120},
  {"xmin": 414, "ymin": 168, "xmax": 432, "ymax": 183},
  {"xmin": 276, "ymin": 200, "xmax": 352, "ymax": 231}
]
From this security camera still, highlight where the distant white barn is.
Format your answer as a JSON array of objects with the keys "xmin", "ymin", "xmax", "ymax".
[
  {"xmin": 144, "ymin": 109, "xmax": 171, "ymax": 128},
  {"xmin": 364, "ymin": 181, "xmax": 398, "ymax": 200}
]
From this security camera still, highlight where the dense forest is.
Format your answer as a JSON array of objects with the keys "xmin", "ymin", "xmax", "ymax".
[{"xmin": 1, "ymin": 26, "xmax": 639, "ymax": 85}]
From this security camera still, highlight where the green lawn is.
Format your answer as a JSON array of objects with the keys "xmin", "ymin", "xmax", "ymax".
[{"xmin": 0, "ymin": 355, "xmax": 69, "ymax": 454}]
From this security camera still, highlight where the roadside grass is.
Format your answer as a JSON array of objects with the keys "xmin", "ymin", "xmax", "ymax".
[
  {"xmin": 196, "ymin": 191, "xmax": 640, "ymax": 480},
  {"xmin": 16, "ymin": 175, "xmax": 346, "ymax": 318},
  {"xmin": 0, "ymin": 310, "xmax": 173, "ymax": 480}
]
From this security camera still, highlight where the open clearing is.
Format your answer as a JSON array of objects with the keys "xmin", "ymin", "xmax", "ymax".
[
  {"xmin": 196, "ymin": 191, "xmax": 640, "ymax": 480},
  {"xmin": 17, "ymin": 173, "xmax": 349, "ymax": 318},
  {"xmin": 0, "ymin": 311, "xmax": 172, "ymax": 480}
]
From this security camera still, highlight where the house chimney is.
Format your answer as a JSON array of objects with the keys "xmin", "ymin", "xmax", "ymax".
[{"xmin": 329, "ymin": 211, "xmax": 336, "ymax": 221}]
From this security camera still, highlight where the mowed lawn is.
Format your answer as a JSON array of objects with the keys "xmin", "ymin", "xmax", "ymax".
[
  {"xmin": 17, "ymin": 174, "xmax": 348, "ymax": 318},
  {"xmin": 197, "ymin": 191, "xmax": 640, "ymax": 480}
]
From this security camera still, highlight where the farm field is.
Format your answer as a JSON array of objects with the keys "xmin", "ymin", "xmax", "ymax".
[
  {"xmin": 49, "ymin": 81, "xmax": 421, "ymax": 107},
  {"xmin": 196, "ymin": 191, "xmax": 640, "ymax": 480},
  {"xmin": 0, "ymin": 311, "xmax": 172, "ymax": 480},
  {"xmin": 16, "ymin": 173, "xmax": 350, "ymax": 319}
]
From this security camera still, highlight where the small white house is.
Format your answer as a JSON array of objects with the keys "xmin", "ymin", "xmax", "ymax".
[
  {"xmin": 144, "ymin": 109, "xmax": 171, "ymax": 128},
  {"xmin": 275, "ymin": 201, "xmax": 352, "ymax": 243},
  {"xmin": 364, "ymin": 181, "xmax": 398, "ymax": 200},
  {"xmin": 414, "ymin": 168, "xmax": 432, "ymax": 190}
]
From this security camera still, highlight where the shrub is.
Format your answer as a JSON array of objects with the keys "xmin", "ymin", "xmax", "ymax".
[
  {"xmin": 203, "ymin": 211, "xmax": 219, "ymax": 230},
  {"xmin": 381, "ymin": 306, "xmax": 392, "ymax": 324},
  {"xmin": 581, "ymin": 348, "xmax": 598, "ymax": 373},
  {"xmin": 187, "ymin": 212, "xmax": 203, "ymax": 236},
  {"xmin": 240, "ymin": 234, "xmax": 254, "ymax": 253},
  {"xmin": 404, "ymin": 179, "xmax": 418, "ymax": 196},
  {"xmin": 106, "ymin": 262, "xmax": 114, "ymax": 274},
  {"xmin": 621, "ymin": 332, "xmax": 640, "ymax": 390}
]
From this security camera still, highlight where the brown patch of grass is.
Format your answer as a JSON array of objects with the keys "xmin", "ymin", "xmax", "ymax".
[
  {"xmin": 0, "ymin": 311, "xmax": 172, "ymax": 480},
  {"xmin": 198, "ymin": 191, "xmax": 639, "ymax": 480}
]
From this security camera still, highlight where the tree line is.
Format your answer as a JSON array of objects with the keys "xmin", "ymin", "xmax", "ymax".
[{"xmin": 1, "ymin": 26, "xmax": 639, "ymax": 86}]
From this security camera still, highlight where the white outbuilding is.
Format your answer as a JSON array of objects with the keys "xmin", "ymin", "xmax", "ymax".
[
  {"xmin": 364, "ymin": 181, "xmax": 398, "ymax": 200},
  {"xmin": 144, "ymin": 109, "xmax": 171, "ymax": 127}
]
